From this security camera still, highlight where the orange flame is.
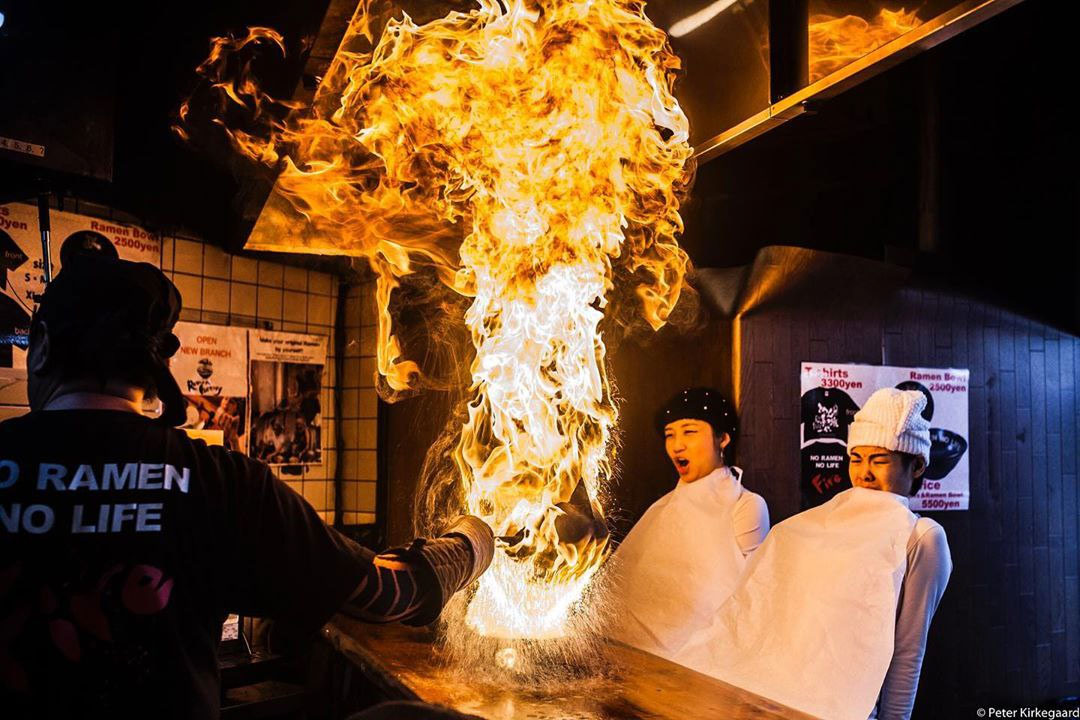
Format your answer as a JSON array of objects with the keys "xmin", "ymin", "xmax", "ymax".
[
  {"xmin": 809, "ymin": 7, "xmax": 923, "ymax": 83},
  {"xmin": 183, "ymin": 0, "xmax": 692, "ymax": 640},
  {"xmin": 172, "ymin": 27, "xmax": 301, "ymax": 161}
]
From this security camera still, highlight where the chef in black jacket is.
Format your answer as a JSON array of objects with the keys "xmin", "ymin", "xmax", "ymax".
[{"xmin": 0, "ymin": 252, "xmax": 493, "ymax": 719}]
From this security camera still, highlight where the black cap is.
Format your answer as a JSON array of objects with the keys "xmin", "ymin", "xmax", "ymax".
[
  {"xmin": 60, "ymin": 230, "xmax": 120, "ymax": 267},
  {"xmin": 34, "ymin": 253, "xmax": 186, "ymax": 426},
  {"xmin": 654, "ymin": 386, "xmax": 737, "ymax": 440}
]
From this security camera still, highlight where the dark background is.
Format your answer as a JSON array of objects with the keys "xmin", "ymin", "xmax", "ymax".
[{"xmin": 0, "ymin": 0, "xmax": 331, "ymax": 244}]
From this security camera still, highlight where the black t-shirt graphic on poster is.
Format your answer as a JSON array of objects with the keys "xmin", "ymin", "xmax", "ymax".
[
  {"xmin": 800, "ymin": 440, "xmax": 852, "ymax": 509},
  {"xmin": 0, "ymin": 410, "xmax": 369, "ymax": 719},
  {"xmin": 800, "ymin": 387, "xmax": 860, "ymax": 443}
]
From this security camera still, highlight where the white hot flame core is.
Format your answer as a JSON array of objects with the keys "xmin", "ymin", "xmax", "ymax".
[{"xmin": 459, "ymin": 265, "xmax": 612, "ymax": 638}]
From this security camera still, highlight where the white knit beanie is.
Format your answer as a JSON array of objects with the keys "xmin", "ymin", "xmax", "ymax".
[{"xmin": 846, "ymin": 388, "xmax": 931, "ymax": 465}]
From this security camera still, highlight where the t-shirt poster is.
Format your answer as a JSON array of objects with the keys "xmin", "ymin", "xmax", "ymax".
[
  {"xmin": 248, "ymin": 329, "xmax": 327, "ymax": 466},
  {"xmin": 799, "ymin": 362, "xmax": 970, "ymax": 512},
  {"xmin": 172, "ymin": 322, "xmax": 249, "ymax": 452},
  {"xmin": 0, "ymin": 202, "xmax": 160, "ymax": 378}
]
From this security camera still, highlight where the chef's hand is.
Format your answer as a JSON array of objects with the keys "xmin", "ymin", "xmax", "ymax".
[{"xmin": 438, "ymin": 515, "xmax": 495, "ymax": 588}]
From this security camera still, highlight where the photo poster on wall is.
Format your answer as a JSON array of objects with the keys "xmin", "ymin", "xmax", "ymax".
[
  {"xmin": 172, "ymin": 322, "xmax": 249, "ymax": 451},
  {"xmin": 0, "ymin": 202, "xmax": 160, "ymax": 379},
  {"xmin": 799, "ymin": 362, "xmax": 970, "ymax": 512},
  {"xmin": 248, "ymin": 329, "xmax": 328, "ymax": 466}
]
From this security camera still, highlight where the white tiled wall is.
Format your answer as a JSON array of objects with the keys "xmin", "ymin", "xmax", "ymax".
[
  {"xmin": 0, "ymin": 200, "xmax": 381, "ymax": 525},
  {"xmin": 165, "ymin": 231, "xmax": 342, "ymax": 523}
]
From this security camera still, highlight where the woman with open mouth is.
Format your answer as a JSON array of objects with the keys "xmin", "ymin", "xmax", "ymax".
[{"xmin": 602, "ymin": 386, "xmax": 770, "ymax": 660}]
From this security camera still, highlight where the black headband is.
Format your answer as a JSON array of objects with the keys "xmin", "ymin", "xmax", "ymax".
[{"xmin": 654, "ymin": 387, "xmax": 737, "ymax": 439}]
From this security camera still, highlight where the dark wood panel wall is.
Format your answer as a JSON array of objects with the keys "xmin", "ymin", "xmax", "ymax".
[{"xmin": 736, "ymin": 260, "xmax": 1080, "ymax": 713}]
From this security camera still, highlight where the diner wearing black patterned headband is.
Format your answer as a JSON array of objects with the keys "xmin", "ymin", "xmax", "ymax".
[{"xmin": 603, "ymin": 386, "xmax": 770, "ymax": 660}]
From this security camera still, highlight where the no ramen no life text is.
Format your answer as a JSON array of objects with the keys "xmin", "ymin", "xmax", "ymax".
[{"xmin": 0, "ymin": 460, "xmax": 191, "ymax": 535}]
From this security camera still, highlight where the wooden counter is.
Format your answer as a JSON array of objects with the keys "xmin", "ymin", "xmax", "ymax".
[{"xmin": 322, "ymin": 616, "xmax": 816, "ymax": 719}]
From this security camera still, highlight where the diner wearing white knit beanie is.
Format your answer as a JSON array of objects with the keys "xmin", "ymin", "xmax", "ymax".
[{"xmin": 846, "ymin": 387, "xmax": 932, "ymax": 464}]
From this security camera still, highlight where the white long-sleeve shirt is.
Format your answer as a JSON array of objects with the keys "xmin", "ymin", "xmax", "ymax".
[
  {"xmin": 874, "ymin": 516, "xmax": 953, "ymax": 720},
  {"xmin": 731, "ymin": 485, "xmax": 770, "ymax": 556}
]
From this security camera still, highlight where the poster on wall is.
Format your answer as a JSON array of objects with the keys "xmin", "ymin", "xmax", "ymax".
[
  {"xmin": 248, "ymin": 330, "xmax": 327, "ymax": 466},
  {"xmin": 172, "ymin": 322, "xmax": 249, "ymax": 451},
  {"xmin": 0, "ymin": 202, "xmax": 160, "ymax": 379},
  {"xmin": 800, "ymin": 362, "xmax": 970, "ymax": 512}
]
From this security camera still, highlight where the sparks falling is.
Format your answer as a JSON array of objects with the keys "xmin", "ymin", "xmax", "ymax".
[{"xmin": 184, "ymin": 0, "xmax": 692, "ymax": 643}]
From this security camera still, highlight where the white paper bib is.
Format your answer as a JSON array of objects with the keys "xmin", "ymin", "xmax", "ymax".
[
  {"xmin": 607, "ymin": 466, "xmax": 747, "ymax": 659},
  {"xmin": 674, "ymin": 487, "xmax": 917, "ymax": 720}
]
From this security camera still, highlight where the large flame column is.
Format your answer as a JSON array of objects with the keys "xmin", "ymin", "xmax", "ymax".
[
  {"xmin": 429, "ymin": 0, "xmax": 691, "ymax": 640},
  {"xmin": 456, "ymin": 261, "xmax": 615, "ymax": 639},
  {"xmin": 190, "ymin": 0, "xmax": 694, "ymax": 646}
]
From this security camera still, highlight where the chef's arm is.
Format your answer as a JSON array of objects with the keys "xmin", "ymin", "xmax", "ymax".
[
  {"xmin": 341, "ymin": 515, "xmax": 494, "ymax": 626},
  {"xmin": 877, "ymin": 524, "xmax": 952, "ymax": 720}
]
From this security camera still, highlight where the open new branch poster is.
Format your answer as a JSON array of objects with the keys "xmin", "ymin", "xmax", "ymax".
[{"xmin": 173, "ymin": 322, "xmax": 249, "ymax": 452}]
